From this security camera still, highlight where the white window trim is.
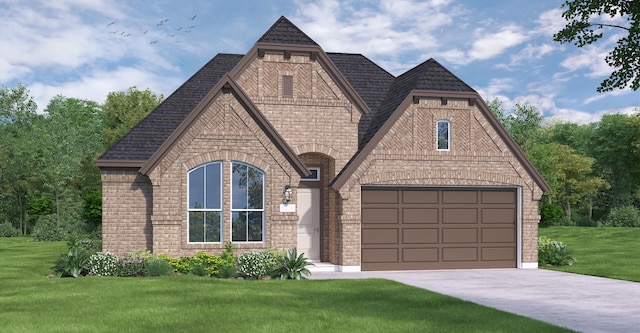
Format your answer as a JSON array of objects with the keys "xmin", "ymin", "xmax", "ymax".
[
  {"xmin": 301, "ymin": 167, "xmax": 320, "ymax": 181},
  {"xmin": 436, "ymin": 119, "xmax": 451, "ymax": 151},
  {"xmin": 187, "ymin": 161, "xmax": 223, "ymax": 244},
  {"xmin": 229, "ymin": 161, "xmax": 266, "ymax": 243}
]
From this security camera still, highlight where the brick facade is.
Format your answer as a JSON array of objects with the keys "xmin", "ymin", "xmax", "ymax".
[{"xmin": 99, "ymin": 17, "xmax": 545, "ymax": 268}]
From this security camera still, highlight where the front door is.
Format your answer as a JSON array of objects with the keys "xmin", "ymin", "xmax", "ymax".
[{"xmin": 297, "ymin": 188, "xmax": 320, "ymax": 261}]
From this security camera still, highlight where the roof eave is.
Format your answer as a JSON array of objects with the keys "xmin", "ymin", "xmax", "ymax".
[{"xmin": 95, "ymin": 159, "xmax": 147, "ymax": 169}]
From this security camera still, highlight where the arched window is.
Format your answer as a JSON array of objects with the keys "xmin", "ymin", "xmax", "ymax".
[
  {"xmin": 231, "ymin": 162, "xmax": 265, "ymax": 242},
  {"xmin": 188, "ymin": 162, "xmax": 222, "ymax": 243},
  {"xmin": 437, "ymin": 120, "xmax": 450, "ymax": 151}
]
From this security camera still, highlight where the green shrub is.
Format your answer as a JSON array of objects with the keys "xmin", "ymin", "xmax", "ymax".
[
  {"xmin": 0, "ymin": 222, "xmax": 20, "ymax": 237},
  {"xmin": 88, "ymin": 252, "xmax": 119, "ymax": 276},
  {"xmin": 602, "ymin": 205, "xmax": 640, "ymax": 227},
  {"xmin": 236, "ymin": 251, "xmax": 280, "ymax": 279},
  {"xmin": 32, "ymin": 215, "xmax": 66, "ymax": 241},
  {"xmin": 157, "ymin": 247, "xmax": 235, "ymax": 277},
  {"xmin": 539, "ymin": 203, "xmax": 563, "ymax": 227},
  {"xmin": 117, "ymin": 251, "xmax": 151, "ymax": 277},
  {"xmin": 538, "ymin": 236, "xmax": 576, "ymax": 266},
  {"xmin": 573, "ymin": 215, "xmax": 596, "ymax": 227},
  {"xmin": 146, "ymin": 259, "xmax": 174, "ymax": 276},
  {"xmin": 276, "ymin": 248, "xmax": 314, "ymax": 280},
  {"xmin": 52, "ymin": 240, "xmax": 98, "ymax": 278}
]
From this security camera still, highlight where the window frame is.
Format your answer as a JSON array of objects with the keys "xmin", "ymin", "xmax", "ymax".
[
  {"xmin": 436, "ymin": 119, "xmax": 451, "ymax": 151},
  {"xmin": 187, "ymin": 161, "xmax": 223, "ymax": 243},
  {"xmin": 300, "ymin": 167, "xmax": 320, "ymax": 182},
  {"xmin": 230, "ymin": 161, "xmax": 266, "ymax": 243}
]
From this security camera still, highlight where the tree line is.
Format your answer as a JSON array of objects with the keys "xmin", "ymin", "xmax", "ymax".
[
  {"xmin": 489, "ymin": 98, "xmax": 640, "ymax": 226},
  {"xmin": 0, "ymin": 84, "xmax": 162, "ymax": 239}
]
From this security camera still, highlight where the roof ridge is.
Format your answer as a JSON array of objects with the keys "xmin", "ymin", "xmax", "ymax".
[{"xmin": 257, "ymin": 16, "xmax": 318, "ymax": 46}]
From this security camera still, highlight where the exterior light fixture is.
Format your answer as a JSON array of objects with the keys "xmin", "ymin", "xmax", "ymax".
[{"xmin": 283, "ymin": 185, "xmax": 292, "ymax": 203}]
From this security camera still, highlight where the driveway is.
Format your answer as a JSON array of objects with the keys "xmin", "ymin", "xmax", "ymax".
[{"xmin": 309, "ymin": 269, "xmax": 640, "ymax": 333}]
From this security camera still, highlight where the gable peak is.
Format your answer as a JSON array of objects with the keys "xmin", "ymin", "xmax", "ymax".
[{"xmin": 257, "ymin": 16, "xmax": 318, "ymax": 46}]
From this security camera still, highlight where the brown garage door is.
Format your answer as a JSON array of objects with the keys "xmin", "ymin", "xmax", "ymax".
[{"xmin": 361, "ymin": 188, "xmax": 516, "ymax": 270}]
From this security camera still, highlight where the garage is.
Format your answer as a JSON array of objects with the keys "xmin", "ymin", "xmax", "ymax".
[{"xmin": 361, "ymin": 187, "xmax": 517, "ymax": 270}]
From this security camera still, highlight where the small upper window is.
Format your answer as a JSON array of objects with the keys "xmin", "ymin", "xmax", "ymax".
[
  {"xmin": 301, "ymin": 167, "xmax": 320, "ymax": 181},
  {"xmin": 437, "ymin": 120, "xmax": 450, "ymax": 151}
]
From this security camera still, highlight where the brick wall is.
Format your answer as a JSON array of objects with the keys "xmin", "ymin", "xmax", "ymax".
[
  {"xmin": 101, "ymin": 169, "xmax": 153, "ymax": 256},
  {"xmin": 337, "ymin": 97, "xmax": 543, "ymax": 266}
]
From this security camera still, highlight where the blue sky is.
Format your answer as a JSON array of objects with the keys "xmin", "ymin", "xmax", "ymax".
[{"xmin": 1, "ymin": 0, "xmax": 638, "ymax": 123}]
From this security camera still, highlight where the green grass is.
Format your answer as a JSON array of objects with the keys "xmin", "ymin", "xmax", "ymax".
[
  {"xmin": 0, "ymin": 237, "xmax": 572, "ymax": 333},
  {"xmin": 539, "ymin": 226, "xmax": 640, "ymax": 282}
]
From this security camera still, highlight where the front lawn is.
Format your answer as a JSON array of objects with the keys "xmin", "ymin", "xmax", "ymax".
[
  {"xmin": 0, "ymin": 237, "xmax": 571, "ymax": 333},
  {"xmin": 539, "ymin": 226, "xmax": 640, "ymax": 282}
]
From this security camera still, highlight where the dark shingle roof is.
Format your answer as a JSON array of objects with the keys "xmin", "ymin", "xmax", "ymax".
[
  {"xmin": 99, "ymin": 53, "xmax": 243, "ymax": 161},
  {"xmin": 257, "ymin": 16, "xmax": 318, "ymax": 46},
  {"xmin": 327, "ymin": 53, "xmax": 396, "ymax": 142},
  {"xmin": 359, "ymin": 58, "xmax": 475, "ymax": 148}
]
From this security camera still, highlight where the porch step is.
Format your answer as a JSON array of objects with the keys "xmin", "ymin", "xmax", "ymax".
[{"xmin": 308, "ymin": 262, "xmax": 341, "ymax": 273}]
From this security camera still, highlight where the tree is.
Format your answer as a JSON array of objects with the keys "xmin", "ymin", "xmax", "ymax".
[
  {"xmin": 0, "ymin": 84, "xmax": 40, "ymax": 234},
  {"xmin": 588, "ymin": 113, "xmax": 640, "ymax": 207},
  {"xmin": 102, "ymin": 87, "xmax": 163, "ymax": 149},
  {"xmin": 554, "ymin": 0, "xmax": 640, "ymax": 92},
  {"xmin": 37, "ymin": 96, "xmax": 103, "ymax": 229}
]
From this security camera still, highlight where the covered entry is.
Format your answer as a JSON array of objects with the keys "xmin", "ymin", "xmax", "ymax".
[{"xmin": 361, "ymin": 187, "xmax": 517, "ymax": 270}]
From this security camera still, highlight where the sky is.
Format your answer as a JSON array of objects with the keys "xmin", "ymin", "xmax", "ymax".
[{"xmin": 1, "ymin": 0, "xmax": 639, "ymax": 123}]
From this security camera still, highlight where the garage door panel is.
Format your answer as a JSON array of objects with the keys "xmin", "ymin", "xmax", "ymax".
[
  {"xmin": 402, "ymin": 228, "xmax": 438, "ymax": 244},
  {"xmin": 403, "ymin": 208, "xmax": 438, "ymax": 224},
  {"xmin": 402, "ymin": 248, "xmax": 438, "ymax": 262},
  {"xmin": 362, "ymin": 229, "xmax": 398, "ymax": 244},
  {"xmin": 443, "ymin": 228, "xmax": 477, "ymax": 243},
  {"xmin": 402, "ymin": 190, "xmax": 438, "ymax": 204},
  {"xmin": 482, "ymin": 247, "xmax": 516, "ymax": 261},
  {"xmin": 443, "ymin": 208, "xmax": 478, "ymax": 224},
  {"xmin": 362, "ymin": 190, "xmax": 398, "ymax": 204},
  {"xmin": 362, "ymin": 208, "xmax": 398, "ymax": 224},
  {"xmin": 482, "ymin": 191, "xmax": 515, "ymax": 204},
  {"xmin": 362, "ymin": 248, "xmax": 398, "ymax": 263},
  {"xmin": 482, "ymin": 228, "xmax": 515, "ymax": 243},
  {"xmin": 443, "ymin": 190, "xmax": 477, "ymax": 204},
  {"xmin": 443, "ymin": 247, "xmax": 477, "ymax": 261},
  {"xmin": 482, "ymin": 208, "xmax": 515, "ymax": 224},
  {"xmin": 362, "ymin": 188, "xmax": 517, "ymax": 271}
]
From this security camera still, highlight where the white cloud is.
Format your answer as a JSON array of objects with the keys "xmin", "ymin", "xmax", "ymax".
[
  {"xmin": 292, "ymin": 0, "xmax": 455, "ymax": 56},
  {"xmin": 468, "ymin": 25, "xmax": 528, "ymax": 61},
  {"xmin": 535, "ymin": 8, "xmax": 566, "ymax": 37}
]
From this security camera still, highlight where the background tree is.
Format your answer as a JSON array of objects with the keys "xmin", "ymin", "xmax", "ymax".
[
  {"xmin": 587, "ymin": 113, "xmax": 640, "ymax": 208},
  {"xmin": 36, "ymin": 96, "xmax": 103, "ymax": 231},
  {"xmin": 102, "ymin": 87, "xmax": 163, "ymax": 149},
  {"xmin": 554, "ymin": 0, "xmax": 640, "ymax": 92},
  {"xmin": 0, "ymin": 84, "xmax": 40, "ymax": 234}
]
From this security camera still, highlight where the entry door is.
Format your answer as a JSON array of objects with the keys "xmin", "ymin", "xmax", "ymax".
[{"xmin": 297, "ymin": 188, "xmax": 320, "ymax": 261}]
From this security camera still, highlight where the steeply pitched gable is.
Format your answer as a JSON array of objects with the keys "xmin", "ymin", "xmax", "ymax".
[
  {"xmin": 257, "ymin": 16, "xmax": 318, "ymax": 45},
  {"xmin": 361, "ymin": 58, "xmax": 474, "ymax": 149}
]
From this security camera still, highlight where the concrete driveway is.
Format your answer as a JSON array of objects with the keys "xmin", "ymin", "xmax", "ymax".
[{"xmin": 309, "ymin": 269, "xmax": 640, "ymax": 333}]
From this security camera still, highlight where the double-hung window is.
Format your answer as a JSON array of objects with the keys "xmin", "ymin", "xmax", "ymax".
[
  {"xmin": 231, "ymin": 162, "xmax": 265, "ymax": 242},
  {"xmin": 437, "ymin": 120, "xmax": 450, "ymax": 151},
  {"xmin": 188, "ymin": 162, "xmax": 222, "ymax": 242}
]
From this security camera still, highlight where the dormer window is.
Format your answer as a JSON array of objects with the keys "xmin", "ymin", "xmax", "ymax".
[{"xmin": 437, "ymin": 120, "xmax": 450, "ymax": 151}]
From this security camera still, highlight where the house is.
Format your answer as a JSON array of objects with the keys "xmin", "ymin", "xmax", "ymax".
[{"xmin": 96, "ymin": 16, "xmax": 549, "ymax": 271}]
